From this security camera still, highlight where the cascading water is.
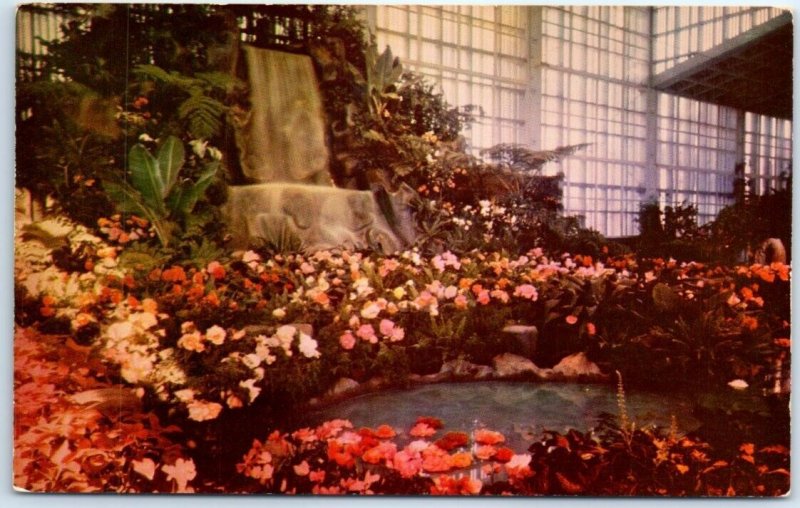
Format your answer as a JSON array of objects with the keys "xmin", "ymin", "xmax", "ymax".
[
  {"xmin": 235, "ymin": 45, "xmax": 331, "ymax": 185},
  {"xmin": 223, "ymin": 45, "xmax": 417, "ymax": 252}
]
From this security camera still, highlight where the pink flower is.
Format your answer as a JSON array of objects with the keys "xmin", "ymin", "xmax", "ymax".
[
  {"xmin": 379, "ymin": 319, "xmax": 395, "ymax": 337},
  {"xmin": 339, "ymin": 330, "xmax": 356, "ymax": 350},
  {"xmin": 513, "ymin": 284, "xmax": 538, "ymax": 300},
  {"xmin": 565, "ymin": 315, "xmax": 578, "ymax": 325},
  {"xmin": 476, "ymin": 290, "xmax": 490, "ymax": 305},
  {"xmin": 356, "ymin": 324, "xmax": 377, "ymax": 343},
  {"xmin": 454, "ymin": 294, "xmax": 468, "ymax": 310}
]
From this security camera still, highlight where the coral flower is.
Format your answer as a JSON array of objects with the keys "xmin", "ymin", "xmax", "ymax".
[
  {"xmin": 474, "ymin": 445, "xmax": 497, "ymax": 460},
  {"xmin": 565, "ymin": 315, "xmax": 579, "ymax": 325},
  {"xmin": 454, "ymin": 294, "xmax": 469, "ymax": 310},
  {"xmin": 339, "ymin": 330, "xmax": 356, "ymax": 350},
  {"xmin": 513, "ymin": 284, "xmax": 538, "ymax": 300},
  {"xmin": 474, "ymin": 429, "xmax": 506, "ymax": 445},
  {"xmin": 410, "ymin": 422, "xmax": 437, "ymax": 438},
  {"xmin": 392, "ymin": 450, "xmax": 423, "ymax": 478},
  {"xmin": 375, "ymin": 424, "xmax": 397, "ymax": 439},
  {"xmin": 422, "ymin": 445, "xmax": 452, "ymax": 473}
]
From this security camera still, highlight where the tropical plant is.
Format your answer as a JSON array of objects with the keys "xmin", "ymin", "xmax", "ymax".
[{"xmin": 103, "ymin": 136, "xmax": 218, "ymax": 246}]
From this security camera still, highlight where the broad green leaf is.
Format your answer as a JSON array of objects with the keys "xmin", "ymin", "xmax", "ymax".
[
  {"xmin": 128, "ymin": 143, "xmax": 165, "ymax": 216},
  {"xmin": 157, "ymin": 136, "xmax": 184, "ymax": 197},
  {"xmin": 170, "ymin": 161, "xmax": 218, "ymax": 217},
  {"xmin": 652, "ymin": 283, "xmax": 681, "ymax": 313}
]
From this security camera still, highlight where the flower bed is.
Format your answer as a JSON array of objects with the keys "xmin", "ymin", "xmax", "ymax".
[{"xmin": 13, "ymin": 213, "xmax": 791, "ymax": 494}]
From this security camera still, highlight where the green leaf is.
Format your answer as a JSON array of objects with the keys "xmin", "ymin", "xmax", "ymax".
[
  {"xmin": 652, "ymin": 283, "xmax": 681, "ymax": 313},
  {"xmin": 128, "ymin": 143, "xmax": 165, "ymax": 215},
  {"xmin": 157, "ymin": 136, "xmax": 185, "ymax": 197},
  {"xmin": 178, "ymin": 93, "xmax": 226, "ymax": 139},
  {"xmin": 168, "ymin": 161, "xmax": 218, "ymax": 217}
]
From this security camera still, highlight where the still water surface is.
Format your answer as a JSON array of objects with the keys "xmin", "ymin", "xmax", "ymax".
[{"xmin": 307, "ymin": 381, "xmax": 699, "ymax": 450}]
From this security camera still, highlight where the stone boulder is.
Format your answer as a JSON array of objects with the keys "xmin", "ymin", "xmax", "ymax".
[
  {"xmin": 327, "ymin": 377, "xmax": 360, "ymax": 397},
  {"xmin": 223, "ymin": 182, "xmax": 417, "ymax": 253},
  {"xmin": 550, "ymin": 352, "xmax": 608, "ymax": 381},
  {"xmin": 440, "ymin": 358, "xmax": 495, "ymax": 380},
  {"xmin": 492, "ymin": 353, "xmax": 550, "ymax": 379}
]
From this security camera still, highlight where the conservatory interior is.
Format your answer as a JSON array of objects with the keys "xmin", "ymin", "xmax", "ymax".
[{"xmin": 14, "ymin": 4, "xmax": 792, "ymax": 496}]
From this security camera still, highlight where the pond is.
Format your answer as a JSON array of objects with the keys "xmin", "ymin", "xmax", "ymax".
[{"xmin": 306, "ymin": 381, "xmax": 700, "ymax": 450}]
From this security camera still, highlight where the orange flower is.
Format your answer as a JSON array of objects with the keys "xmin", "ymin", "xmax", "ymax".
[
  {"xmin": 450, "ymin": 452, "xmax": 473, "ymax": 469},
  {"xmin": 741, "ymin": 316, "xmax": 758, "ymax": 331},
  {"xmin": 313, "ymin": 292, "xmax": 330, "ymax": 306}
]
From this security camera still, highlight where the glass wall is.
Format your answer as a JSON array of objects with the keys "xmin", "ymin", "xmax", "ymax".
[
  {"xmin": 655, "ymin": 95, "xmax": 739, "ymax": 224},
  {"xmin": 653, "ymin": 6, "xmax": 788, "ymax": 74},
  {"xmin": 368, "ymin": 5, "xmax": 531, "ymax": 152},
  {"xmin": 539, "ymin": 6, "xmax": 651, "ymax": 236}
]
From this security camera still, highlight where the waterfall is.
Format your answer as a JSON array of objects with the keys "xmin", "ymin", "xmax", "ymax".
[{"xmin": 236, "ymin": 45, "xmax": 331, "ymax": 185}]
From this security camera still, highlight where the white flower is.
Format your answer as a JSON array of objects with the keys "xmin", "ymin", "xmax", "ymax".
[
  {"xmin": 106, "ymin": 321, "xmax": 134, "ymax": 342},
  {"xmin": 728, "ymin": 379, "xmax": 749, "ymax": 390},
  {"xmin": 189, "ymin": 139, "xmax": 208, "ymax": 158},
  {"xmin": 507, "ymin": 454, "xmax": 532, "ymax": 469},
  {"xmin": 360, "ymin": 301, "xmax": 382, "ymax": 319},
  {"xmin": 239, "ymin": 378, "xmax": 262, "ymax": 403},
  {"xmin": 298, "ymin": 332, "xmax": 320, "ymax": 359},
  {"xmin": 272, "ymin": 308, "xmax": 286, "ymax": 319},
  {"xmin": 138, "ymin": 133, "xmax": 154, "ymax": 143},
  {"xmin": 205, "ymin": 325, "xmax": 227, "ymax": 345}
]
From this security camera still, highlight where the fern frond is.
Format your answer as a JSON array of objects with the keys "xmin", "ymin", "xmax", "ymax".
[{"xmin": 177, "ymin": 94, "xmax": 227, "ymax": 139}]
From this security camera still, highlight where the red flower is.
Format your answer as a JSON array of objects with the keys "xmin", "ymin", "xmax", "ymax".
[
  {"xmin": 415, "ymin": 416, "xmax": 444, "ymax": 429},
  {"xmin": 494, "ymin": 447, "xmax": 514, "ymax": 463},
  {"xmin": 435, "ymin": 431, "xmax": 469, "ymax": 451}
]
